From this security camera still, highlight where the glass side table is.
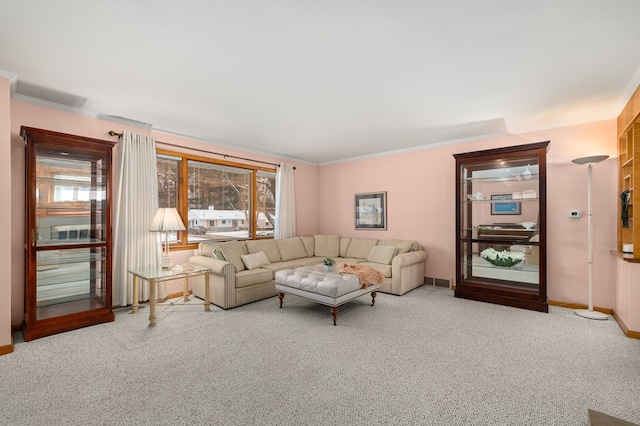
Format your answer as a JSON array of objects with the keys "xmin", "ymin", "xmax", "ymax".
[{"xmin": 128, "ymin": 265, "xmax": 211, "ymax": 326}]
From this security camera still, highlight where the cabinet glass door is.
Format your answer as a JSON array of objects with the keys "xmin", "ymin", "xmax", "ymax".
[
  {"xmin": 460, "ymin": 157, "xmax": 540, "ymax": 290},
  {"xmin": 34, "ymin": 151, "xmax": 108, "ymax": 320}
]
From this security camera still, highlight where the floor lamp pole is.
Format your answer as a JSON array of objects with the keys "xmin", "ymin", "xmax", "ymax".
[{"xmin": 572, "ymin": 155, "xmax": 609, "ymax": 320}]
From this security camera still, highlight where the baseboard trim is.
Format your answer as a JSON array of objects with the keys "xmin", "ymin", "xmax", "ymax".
[
  {"xmin": 548, "ymin": 300, "xmax": 640, "ymax": 340},
  {"xmin": 0, "ymin": 333, "xmax": 14, "ymax": 356},
  {"xmin": 612, "ymin": 312, "xmax": 640, "ymax": 340},
  {"xmin": 548, "ymin": 300, "xmax": 613, "ymax": 315}
]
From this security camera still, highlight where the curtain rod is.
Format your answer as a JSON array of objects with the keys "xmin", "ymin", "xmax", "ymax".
[{"xmin": 108, "ymin": 130, "xmax": 294, "ymax": 169}]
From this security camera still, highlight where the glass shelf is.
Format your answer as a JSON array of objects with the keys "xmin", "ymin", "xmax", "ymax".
[{"xmin": 37, "ymin": 248, "xmax": 106, "ymax": 266}]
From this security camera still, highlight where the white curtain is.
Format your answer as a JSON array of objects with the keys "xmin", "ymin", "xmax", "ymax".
[
  {"xmin": 274, "ymin": 163, "xmax": 296, "ymax": 239},
  {"xmin": 112, "ymin": 131, "xmax": 162, "ymax": 306}
]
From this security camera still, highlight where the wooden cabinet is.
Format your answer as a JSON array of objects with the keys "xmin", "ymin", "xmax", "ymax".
[
  {"xmin": 618, "ymin": 115, "xmax": 640, "ymax": 257},
  {"xmin": 614, "ymin": 85, "xmax": 640, "ymax": 338},
  {"xmin": 22, "ymin": 127, "xmax": 115, "ymax": 341},
  {"xmin": 454, "ymin": 142, "xmax": 549, "ymax": 312}
]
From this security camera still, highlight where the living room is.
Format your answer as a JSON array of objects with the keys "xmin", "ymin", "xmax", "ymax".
[
  {"xmin": 2, "ymin": 0, "xmax": 640, "ymax": 351},
  {"xmin": 3, "ymin": 3, "xmax": 640, "ymax": 424}
]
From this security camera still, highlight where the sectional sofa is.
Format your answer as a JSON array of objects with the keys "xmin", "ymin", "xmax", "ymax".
[{"xmin": 188, "ymin": 234, "xmax": 427, "ymax": 309}]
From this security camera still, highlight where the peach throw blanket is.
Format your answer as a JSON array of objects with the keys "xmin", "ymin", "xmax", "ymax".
[{"xmin": 337, "ymin": 263, "xmax": 383, "ymax": 288}]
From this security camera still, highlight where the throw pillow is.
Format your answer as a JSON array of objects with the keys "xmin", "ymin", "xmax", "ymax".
[
  {"xmin": 367, "ymin": 245, "xmax": 397, "ymax": 265},
  {"xmin": 219, "ymin": 241, "xmax": 248, "ymax": 272},
  {"xmin": 241, "ymin": 251, "xmax": 271, "ymax": 270},
  {"xmin": 378, "ymin": 239, "xmax": 418, "ymax": 254}
]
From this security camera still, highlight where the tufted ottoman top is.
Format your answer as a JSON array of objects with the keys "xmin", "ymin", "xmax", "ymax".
[{"xmin": 275, "ymin": 266, "xmax": 362, "ymax": 298}]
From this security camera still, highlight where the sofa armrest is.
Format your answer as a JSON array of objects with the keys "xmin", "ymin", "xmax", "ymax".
[
  {"xmin": 392, "ymin": 250, "xmax": 427, "ymax": 267},
  {"xmin": 389, "ymin": 250, "xmax": 427, "ymax": 295},
  {"xmin": 188, "ymin": 255, "xmax": 236, "ymax": 308},
  {"xmin": 188, "ymin": 255, "xmax": 231, "ymax": 275}
]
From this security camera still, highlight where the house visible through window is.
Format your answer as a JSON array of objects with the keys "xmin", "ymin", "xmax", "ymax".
[
  {"xmin": 156, "ymin": 149, "xmax": 277, "ymax": 248},
  {"xmin": 53, "ymin": 174, "xmax": 91, "ymax": 202}
]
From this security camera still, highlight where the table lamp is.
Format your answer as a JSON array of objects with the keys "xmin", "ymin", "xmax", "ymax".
[{"xmin": 150, "ymin": 207, "xmax": 186, "ymax": 269}]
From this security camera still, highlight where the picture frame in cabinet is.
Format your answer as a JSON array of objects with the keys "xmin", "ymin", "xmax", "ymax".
[
  {"xmin": 355, "ymin": 191, "xmax": 387, "ymax": 229},
  {"xmin": 491, "ymin": 194, "xmax": 521, "ymax": 215}
]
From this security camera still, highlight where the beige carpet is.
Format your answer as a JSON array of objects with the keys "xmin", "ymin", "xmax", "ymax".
[{"xmin": 3, "ymin": 286, "xmax": 640, "ymax": 425}]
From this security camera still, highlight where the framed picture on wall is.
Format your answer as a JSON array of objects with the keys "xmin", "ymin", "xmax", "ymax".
[
  {"xmin": 355, "ymin": 191, "xmax": 387, "ymax": 229},
  {"xmin": 491, "ymin": 194, "xmax": 521, "ymax": 215}
]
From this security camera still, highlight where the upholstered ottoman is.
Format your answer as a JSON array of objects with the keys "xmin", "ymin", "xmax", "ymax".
[{"xmin": 275, "ymin": 265, "xmax": 379, "ymax": 325}]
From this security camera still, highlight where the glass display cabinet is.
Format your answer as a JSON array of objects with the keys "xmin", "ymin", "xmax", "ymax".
[
  {"xmin": 454, "ymin": 141, "xmax": 549, "ymax": 312},
  {"xmin": 22, "ymin": 127, "xmax": 115, "ymax": 341}
]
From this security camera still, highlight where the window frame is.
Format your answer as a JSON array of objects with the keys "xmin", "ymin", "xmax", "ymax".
[{"xmin": 156, "ymin": 148, "xmax": 277, "ymax": 251}]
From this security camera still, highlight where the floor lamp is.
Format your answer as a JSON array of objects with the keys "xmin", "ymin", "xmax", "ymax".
[{"xmin": 572, "ymin": 155, "xmax": 609, "ymax": 320}]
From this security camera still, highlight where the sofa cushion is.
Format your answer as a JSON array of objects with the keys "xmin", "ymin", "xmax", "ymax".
[
  {"xmin": 339, "ymin": 237, "xmax": 351, "ymax": 257},
  {"xmin": 276, "ymin": 237, "xmax": 308, "ymax": 261},
  {"xmin": 346, "ymin": 238, "xmax": 379, "ymax": 259},
  {"xmin": 198, "ymin": 242, "xmax": 226, "ymax": 260},
  {"xmin": 219, "ymin": 241, "xmax": 248, "ymax": 272},
  {"xmin": 300, "ymin": 236, "xmax": 315, "ymax": 257},
  {"xmin": 378, "ymin": 239, "xmax": 419, "ymax": 254},
  {"xmin": 358, "ymin": 261, "xmax": 392, "ymax": 278},
  {"xmin": 235, "ymin": 268, "xmax": 274, "ymax": 288},
  {"xmin": 246, "ymin": 239, "xmax": 281, "ymax": 263},
  {"xmin": 367, "ymin": 245, "xmax": 397, "ymax": 265},
  {"xmin": 314, "ymin": 235, "xmax": 340, "ymax": 257},
  {"xmin": 263, "ymin": 259, "xmax": 308, "ymax": 272},
  {"xmin": 241, "ymin": 251, "xmax": 271, "ymax": 270}
]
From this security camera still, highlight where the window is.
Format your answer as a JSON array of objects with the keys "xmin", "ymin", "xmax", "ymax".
[
  {"xmin": 188, "ymin": 160, "xmax": 251, "ymax": 241},
  {"xmin": 256, "ymin": 171, "xmax": 276, "ymax": 237},
  {"xmin": 156, "ymin": 149, "xmax": 277, "ymax": 248}
]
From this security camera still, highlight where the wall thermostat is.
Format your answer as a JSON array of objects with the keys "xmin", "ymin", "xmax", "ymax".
[{"xmin": 569, "ymin": 210, "xmax": 582, "ymax": 218}]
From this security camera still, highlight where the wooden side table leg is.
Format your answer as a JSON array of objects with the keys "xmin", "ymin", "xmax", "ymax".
[
  {"xmin": 371, "ymin": 292, "xmax": 377, "ymax": 306},
  {"xmin": 204, "ymin": 272, "xmax": 211, "ymax": 312},
  {"xmin": 278, "ymin": 292, "xmax": 284, "ymax": 308},
  {"xmin": 132, "ymin": 276, "xmax": 139, "ymax": 313},
  {"xmin": 330, "ymin": 306, "xmax": 338, "ymax": 326},
  {"xmin": 148, "ymin": 279, "xmax": 157, "ymax": 326}
]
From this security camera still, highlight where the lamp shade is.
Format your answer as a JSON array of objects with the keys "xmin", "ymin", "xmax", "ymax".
[{"xmin": 150, "ymin": 208, "xmax": 186, "ymax": 232}]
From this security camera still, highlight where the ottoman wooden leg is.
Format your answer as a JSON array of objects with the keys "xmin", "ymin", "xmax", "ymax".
[
  {"xmin": 278, "ymin": 292, "xmax": 284, "ymax": 308},
  {"xmin": 371, "ymin": 292, "xmax": 377, "ymax": 306},
  {"xmin": 330, "ymin": 307, "xmax": 338, "ymax": 326}
]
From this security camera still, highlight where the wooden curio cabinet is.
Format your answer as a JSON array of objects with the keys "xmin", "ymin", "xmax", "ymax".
[
  {"xmin": 22, "ymin": 127, "xmax": 115, "ymax": 341},
  {"xmin": 454, "ymin": 142, "xmax": 549, "ymax": 312}
]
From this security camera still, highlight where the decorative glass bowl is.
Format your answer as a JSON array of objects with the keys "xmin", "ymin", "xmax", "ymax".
[{"xmin": 480, "ymin": 248, "xmax": 525, "ymax": 268}]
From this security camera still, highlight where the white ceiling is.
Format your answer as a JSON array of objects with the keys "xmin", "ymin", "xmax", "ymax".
[{"xmin": 2, "ymin": 1, "xmax": 640, "ymax": 164}]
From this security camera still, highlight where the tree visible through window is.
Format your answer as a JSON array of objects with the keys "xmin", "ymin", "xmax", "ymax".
[
  {"xmin": 156, "ymin": 149, "xmax": 276, "ymax": 247},
  {"xmin": 256, "ymin": 171, "xmax": 276, "ymax": 237}
]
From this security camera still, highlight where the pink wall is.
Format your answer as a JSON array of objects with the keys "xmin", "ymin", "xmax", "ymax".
[
  {"xmin": 0, "ymin": 76, "xmax": 12, "ymax": 349},
  {"xmin": 318, "ymin": 120, "xmax": 618, "ymax": 308},
  {"xmin": 8, "ymin": 100, "xmax": 319, "ymax": 326},
  {"xmin": 2, "ymin": 93, "xmax": 619, "ymax": 336}
]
